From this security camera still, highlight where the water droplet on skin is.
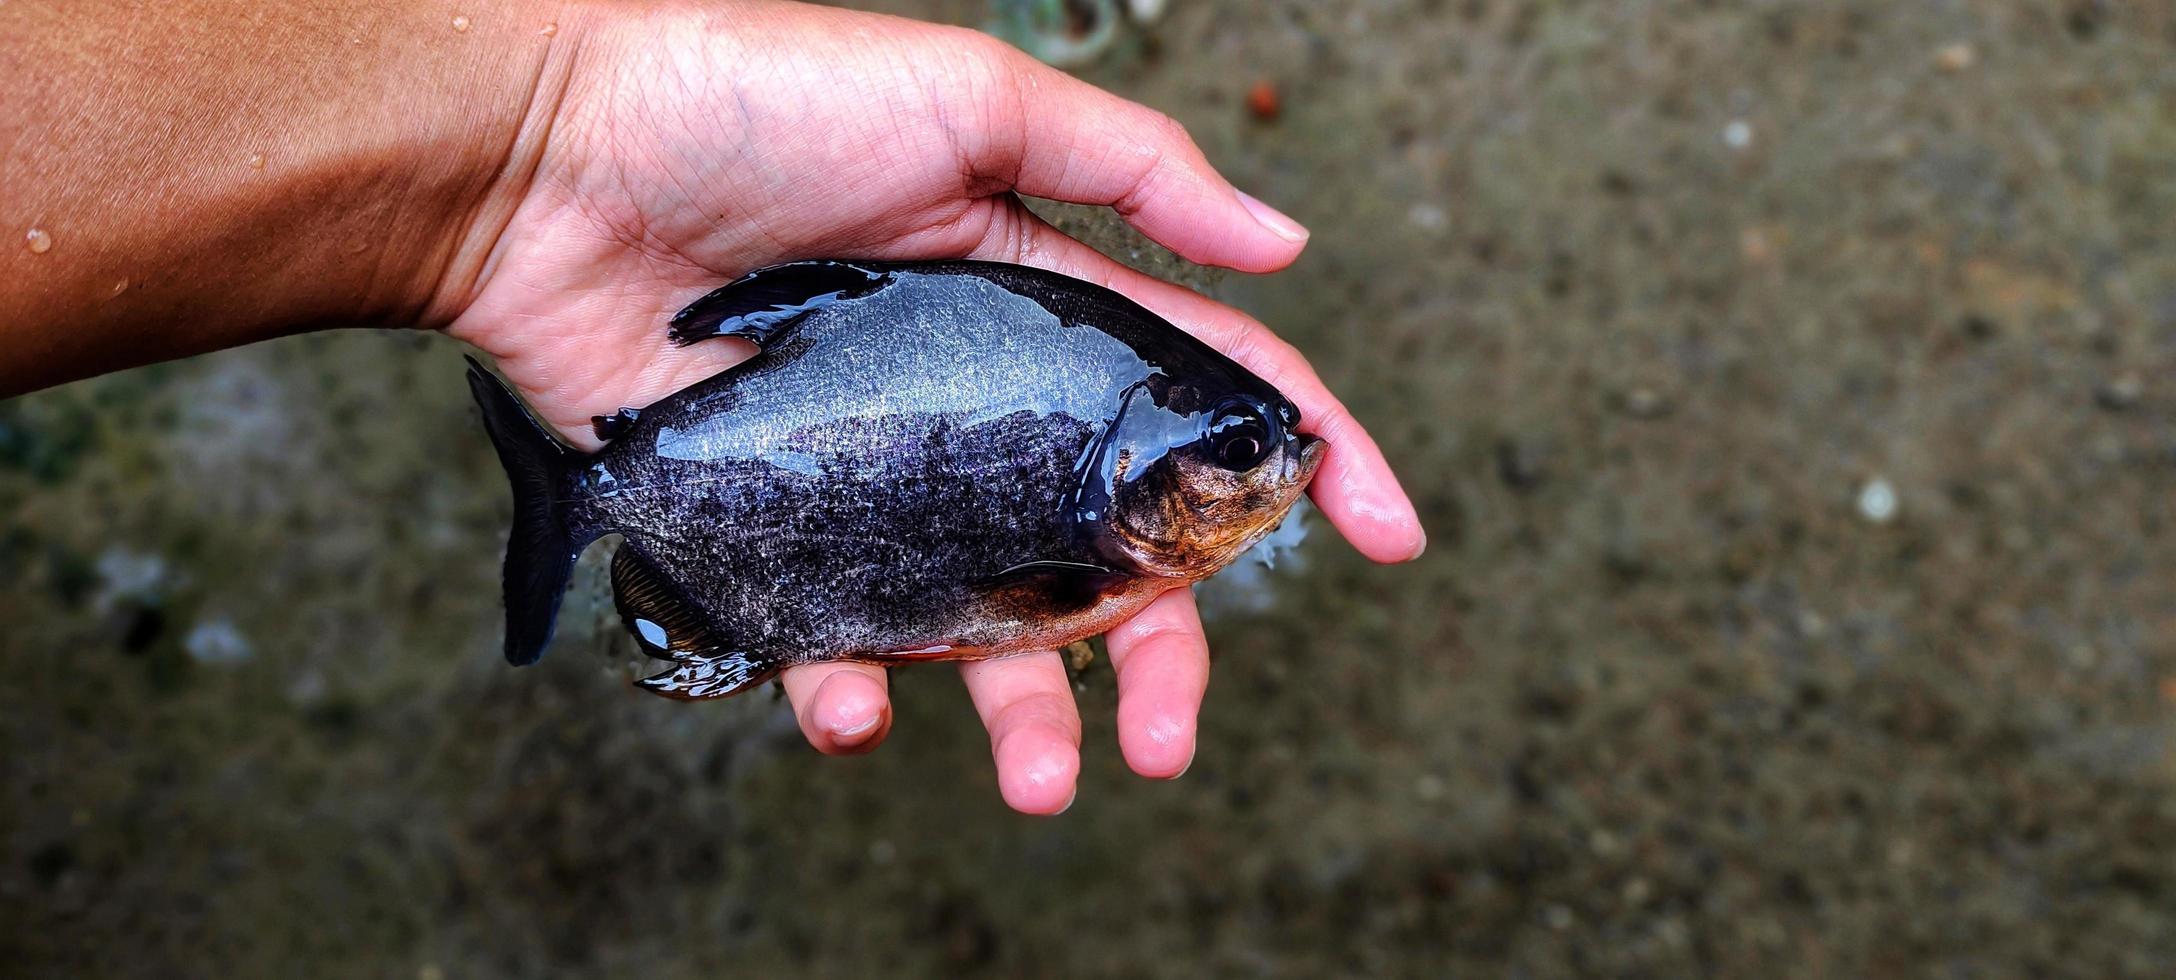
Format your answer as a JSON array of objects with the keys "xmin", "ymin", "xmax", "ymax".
[
  {"xmin": 451, "ymin": 14, "xmax": 470, "ymax": 32},
  {"xmin": 247, "ymin": 153, "xmax": 265, "ymax": 170},
  {"xmin": 24, "ymin": 228, "xmax": 52, "ymax": 254},
  {"xmin": 538, "ymin": 22, "xmax": 556, "ymax": 36}
]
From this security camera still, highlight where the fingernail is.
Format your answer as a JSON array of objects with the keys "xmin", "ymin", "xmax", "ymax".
[
  {"xmin": 1406, "ymin": 527, "xmax": 1429, "ymax": 562},
  {"xmin": 1237, "ymin": 191, "xmax": 1309, "ymax": 243},
  {"xmin": 827, "ymin": 707, "xmax": 881, "ymax": 743},
  {"xmin": 1053, "ymin": 788, "xmax": 1078, "ymax": 815}
]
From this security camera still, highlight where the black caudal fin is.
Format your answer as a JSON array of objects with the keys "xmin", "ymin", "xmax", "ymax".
[
  {"xmin": 464, "ymin": 356, "xmax": 590, "ymax": 667},
  {"xmin": 667, "ymin": 261, "xmax": 892, "ymax": 348}
]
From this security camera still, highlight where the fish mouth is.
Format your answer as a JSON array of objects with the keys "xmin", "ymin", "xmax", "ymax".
[{"xmin": 1289, "ymin": 433, "xmax": 1327, "ymax": 486}]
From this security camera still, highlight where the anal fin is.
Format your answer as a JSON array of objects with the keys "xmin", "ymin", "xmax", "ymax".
[
  {"xmin": 637, "ymin": 654, "xmax": 774, "ymax": 701},
  {"xmin": 611, "ymin": 545, "xmax": 775, "ymax": 700}
]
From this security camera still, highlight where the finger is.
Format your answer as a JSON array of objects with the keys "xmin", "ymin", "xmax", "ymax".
[
  {"xmin": 1105, "ymin": 586, "xmax": 1210, "ymax": 779},
  {"xmin": 959, "ymin": 652, "xmax": 1082, "ymax": 815},
  {"xmin": 957, "ymin": 200, "xmax": 1426, "ymax": 563},
  {"xmin": 966, "ymin": 39, "xmax": 1308, "ymax": 274},
  {"xmin": 780, "ymin": 661, "xmax": 892, "ymax": 755}
]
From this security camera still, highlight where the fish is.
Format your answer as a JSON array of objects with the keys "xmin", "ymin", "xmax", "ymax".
[{"xmin": 465, "ymin": 259, "xmax": 1325, "ymax": 700}]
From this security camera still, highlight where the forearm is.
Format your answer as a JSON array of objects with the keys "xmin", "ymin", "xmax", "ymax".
[{"xmin": 0, "ymin": 0, "xmax": 580, "ymax": 395}]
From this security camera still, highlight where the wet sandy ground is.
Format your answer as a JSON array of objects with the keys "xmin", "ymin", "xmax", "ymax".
[{"xmin": 3, "ymin": 2, "xmax": 2173, "ymax": 976}]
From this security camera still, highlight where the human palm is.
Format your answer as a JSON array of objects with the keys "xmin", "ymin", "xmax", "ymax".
[{"xmin": 446, "ymin": 2, "xmax": 1423, "ymax": 813}]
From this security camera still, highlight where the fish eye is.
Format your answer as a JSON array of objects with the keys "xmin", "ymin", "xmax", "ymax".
[{"xmin": 1205, "ymin": 400, "xmax": 1274, "ymax": 471}]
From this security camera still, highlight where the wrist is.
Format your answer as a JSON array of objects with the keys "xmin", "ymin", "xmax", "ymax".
[{"xmin": 403, "ymin": 0, "xmax": 602, "ymax": 330}]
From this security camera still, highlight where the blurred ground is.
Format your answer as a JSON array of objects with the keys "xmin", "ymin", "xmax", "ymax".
[{"xmin": 3, "ymin": 1, "xmax": 2174, "ymax": 976}]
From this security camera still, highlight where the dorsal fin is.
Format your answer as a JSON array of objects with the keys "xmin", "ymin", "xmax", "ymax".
[
  {"xmin": 610, "ymin": 545, "xmax": 720, "ymax": 660},
  {"xmin": 667, "ymin": 261, "xmax": 892, "ymax": 348}
]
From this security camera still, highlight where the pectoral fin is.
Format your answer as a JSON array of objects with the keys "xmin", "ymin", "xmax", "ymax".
[
  {"xmin": 978, "ymin": 560, "xmax": 1134, "ymax": 614},
  {"xmin": 668, "ymin": 261, "xmax": 892, "ymax": 347}
]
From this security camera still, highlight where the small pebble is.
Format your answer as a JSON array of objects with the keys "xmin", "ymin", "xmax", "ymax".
[
  {"xmin": 2096, "ymin": 371, "xmax": 2142, "ymax": 411},
  {"xmin": 25, "ymin": 227, "xmax": 52, "ymax": 254},
  {"xmin": 1407, "ymin": 202, "xmax": 1447, "ymax": 232},
  {"xmin": 451, "ymin": 14, "xmax": 470, "ymax": 32},
  {"xmin": 1544, "ymin": 904, "xmax": 1575, "ymax": 930},
  {"xmin": 1739, "ymin": 227, "xmax": 1775, "ymax": 264},
  {"xmin": 1246, "ymin": 80, "xmax": 1281, "ymax": 122},
  {"xmin": 1934, "ymin": 42, "xmax": 1976, "ymax": 72},
  {"xmin": 869, "ymin": 839, "xmax": 896, "ymax": 865},
  {"xmin": 184, "ymin": 618, "xmax": 254, "ymax": 665},
  {"xmin": 94, "ymin": 548, "xmax": 167, "ymax": 610},
  {"xmin": 1856, "ymin": 477, "xmax": 1899, "ymax": 523},
  {"xmin": 287, "ymin": 669, "xmax": 328, "ymax": 706},
  {"xmin": 1620, "ymin": 387, "xmax": 1672, "ymax": 419},
  {"xmin": 1722, "ymin": 119, "xmax": 1752, "ymax": 149},
  {"xmin": 1495, "ymin": 438, "xmax": 1549, "ymax": 491},
  {"xmin": 1873, "ymin": 132, "xmax": 1916, "ymax": 160},
  {"xmin": 1414, "ymin": 774, "xmax": 1444, "ymax": 801}
]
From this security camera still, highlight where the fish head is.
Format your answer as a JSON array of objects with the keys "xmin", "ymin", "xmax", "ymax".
[{"xmin": 1088, "ymin": 387, "xmax": 1326, "ymax": 581}]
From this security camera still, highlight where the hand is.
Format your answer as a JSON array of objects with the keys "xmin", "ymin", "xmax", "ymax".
[
  {"xmin": 0, "ymin": 0, "xmax": 1422, "ymax": 814},
  {"xmin": 440, "ymin": 1, "xmax": 1425, "ymax": 814}
]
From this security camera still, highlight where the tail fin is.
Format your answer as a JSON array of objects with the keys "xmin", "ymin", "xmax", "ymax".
[{"xmin": 464, "ymin": 356, "xmax": 586, "ymax": 666}]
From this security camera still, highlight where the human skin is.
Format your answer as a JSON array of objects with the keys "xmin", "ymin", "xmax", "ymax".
[{"xmin": 2, "ymin": 0, "xmax": 1425, "ymax": 814}]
